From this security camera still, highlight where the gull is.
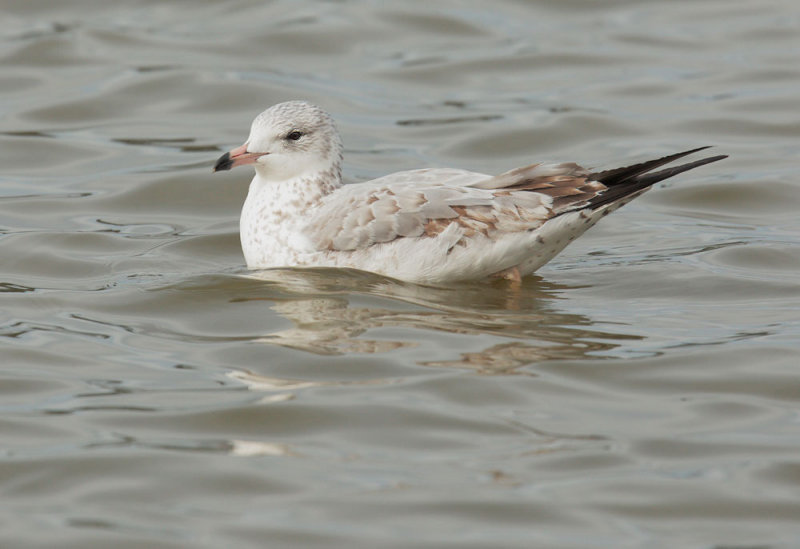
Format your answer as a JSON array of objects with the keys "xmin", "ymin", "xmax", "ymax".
[{"xmin": 213, "ymin": 101, "xmax": 726, "ymax": 284}]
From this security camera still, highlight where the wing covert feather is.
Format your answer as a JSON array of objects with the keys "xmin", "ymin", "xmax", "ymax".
[{"xmin": 305, "ymin": 164, "xmax": 603, "ymax": 252}]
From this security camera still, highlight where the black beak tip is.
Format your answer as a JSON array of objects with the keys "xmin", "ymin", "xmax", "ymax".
[{"xmin": 213, "ymin": 152, "xmax": 232, "ymax": 172}]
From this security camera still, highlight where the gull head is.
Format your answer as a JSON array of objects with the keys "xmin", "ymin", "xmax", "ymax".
[{"xmin": 213, "ymin": 101, "xmax": 342, "ymax": 182}]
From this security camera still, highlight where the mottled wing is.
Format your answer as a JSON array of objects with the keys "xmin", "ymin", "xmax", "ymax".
[
  {"xmin": 471, "ymin": 161, "xmax": 607, "ymax": 212},
  {"xmin": 306, "ymin": 163, "xmax": 604, "ymax": 252},
  {"xmin": 306, "ymin": 169, "xmax": 485, "ymax": 251}
]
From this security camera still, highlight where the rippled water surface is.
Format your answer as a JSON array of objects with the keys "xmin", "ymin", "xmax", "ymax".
[{"xmin": 2, "ymin": 1, "xmax": 800, "ymax": 547}]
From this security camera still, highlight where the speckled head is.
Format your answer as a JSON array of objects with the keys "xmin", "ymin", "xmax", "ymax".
[{"xmin": 214, "ymin": 101, "xmax": 343, "ymax": 183}]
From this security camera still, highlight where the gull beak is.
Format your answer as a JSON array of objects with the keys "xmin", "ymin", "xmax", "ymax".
[{"xmin": 213, "ymin": 143, "xmax": 267, "ymax": 172}]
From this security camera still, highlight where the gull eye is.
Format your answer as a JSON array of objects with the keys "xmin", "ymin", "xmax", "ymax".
[{"xmin": 286, "ymin": 130, "xmax": 303, "ymax": 141}]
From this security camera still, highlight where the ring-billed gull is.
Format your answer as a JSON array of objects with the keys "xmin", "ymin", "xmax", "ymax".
[{"xmin": 213, "ymin": 101, "xmax": 726, "ymax": 284}]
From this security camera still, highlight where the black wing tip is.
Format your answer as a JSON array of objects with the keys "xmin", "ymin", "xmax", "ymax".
[
  {"xmin": 633, "ymin": 152, "xmax": 727, "ymax": 187},
  {"xmin": 700, "ymin": 153, "xmax": 728, "ymax": 163},
  {"xmin": 589, "ymin": 146, "xmax": 722, "ymax": 186},
  {"xmin": 681, "ymin": 145, "xmax": 713, "ymax": 154},
  {"xmin": 584, "ymin": 148, "xmax": 727, "ymax": 211}
]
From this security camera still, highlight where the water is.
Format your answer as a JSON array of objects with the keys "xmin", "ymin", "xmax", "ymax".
[{"xmin": 2, "ymin": 1, "xmax": 800, "ymax": 547}]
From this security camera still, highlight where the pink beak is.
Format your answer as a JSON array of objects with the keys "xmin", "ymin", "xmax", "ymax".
[{"xmin": 213, "ymin": 143, "xmax": 267, "ymax": 172}]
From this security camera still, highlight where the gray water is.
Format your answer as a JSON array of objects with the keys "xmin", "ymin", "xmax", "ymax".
[{"xmin": 2, "ymin": 1, "xmax": 800, "ymax": 548}]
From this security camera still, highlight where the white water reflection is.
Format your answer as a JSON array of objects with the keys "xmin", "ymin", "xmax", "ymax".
[{"xmin": 238, "ymin": 268, "xmax": 642, "ymax": 372}]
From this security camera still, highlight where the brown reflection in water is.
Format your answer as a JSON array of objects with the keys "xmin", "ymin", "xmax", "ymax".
[
  {"xmin": 419, "ymin": 340, "xmax": 616, "ymax": 375},
  {"xmin": 240, "ymin": 268, "xmax": 642, "ymax": 373}
]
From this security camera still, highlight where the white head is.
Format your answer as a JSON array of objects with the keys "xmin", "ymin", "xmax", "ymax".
[{"xmin": 213, "ymin": 101, "xmax": 343, "ymax": 183}]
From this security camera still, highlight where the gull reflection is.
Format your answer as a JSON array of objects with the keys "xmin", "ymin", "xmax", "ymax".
[
  {"xmin": 227, "ymin": 439, "xmax": 295, "ymax": 457},
  {"xmin": 232, "ymin": 268, "xmax": 641, "ymax": 374},
  {"xmin": 225, "ymin": 368, "xmax": 399, "ymax": 401}
]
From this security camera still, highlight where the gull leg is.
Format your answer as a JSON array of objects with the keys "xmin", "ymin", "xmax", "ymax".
[{"xmin": 491, "ymin": 265, "xmax": 522, "ymax": 283}]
